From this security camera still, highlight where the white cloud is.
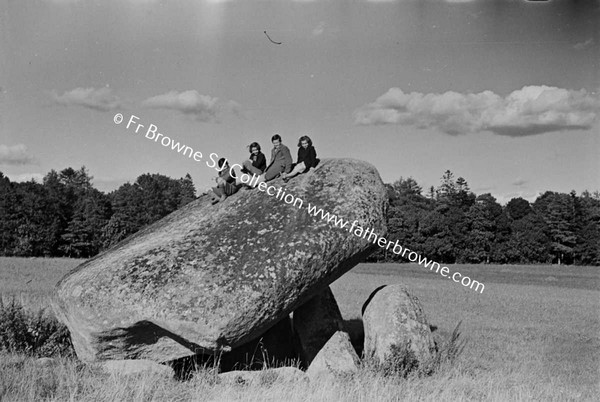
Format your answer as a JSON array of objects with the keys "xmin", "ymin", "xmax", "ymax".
[
  {"xmin": 574, "ymin": 38, "xmax": 594, "ymax": 51},
  {"xmin": 312, "ymin": 21, "xmax": 326, "ymax": 37},
  {"xmin": 42, "ymin": 0, "xmax": 81, "ymax": 4},
  {"xmin": 5, "ymin": 172, "xmax": 45, "ymax": 183},
  {"xmin": 142, "ymin": 90, "xmax": 241, "ymax": 122},
  {"xmin": 354, "ymin": 85, "xmax": 600, "ymax": 136},
  {"xmin": 512, "ymin": 178, "xmax": 527, "ymax": 187},
  {"xmin": 0, "ymin": 144, "xmax": 37, "ymax": 166},
  {"xmin": 53, "ymin": 87, "xmax": 121, "ymax": 112},
  {"xmin": 43, "ymin": 0, "xmax": 157, "ymax": 3}
]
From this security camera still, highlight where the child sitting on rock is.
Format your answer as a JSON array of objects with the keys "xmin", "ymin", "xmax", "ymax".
[
  {"xmin": 282, "ymin": 135, "xmax": 319, "ymax": 182},
  {"xmin": 211, "ymin": 158, "xmax": 240, "ymax": 204}
]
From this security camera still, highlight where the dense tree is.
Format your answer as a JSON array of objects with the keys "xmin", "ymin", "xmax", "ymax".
[
  {"xmin": 0, "ymin": 168, "xmax": 197, "ymax": 257},
  {"xmin": 179, "ymin": 173, "xmax": 197, "ymax": 207},
  {"xmin": 372, "ymin": 172, "xmax": 598, "ymax": 265},
  {"xmin": 102, "ymin": 173, "xmax": 197, "ymax": 248},
  {"xmin": 572, "ymin": 190, "xmax": 600, "ymax": 265},
  {"xmin": 454, "ymin": 177, "xmax": 476, "ymax": 211},
  {"xmin": 60, "ymin": 188, "xmax": 112, "ymax": 257},
  {"xmin": 437, "ymin": 170, "xmax": 457, "ymax": 203},
  {"xmin": 506, "ymin": 197, "xmax": 532, "ymax": 221},
  {"xmin": 461, "ymin": 194, "xmax": 502, "ymax": 263},
  {"xmin": 58, "ymin": 166, "xmax": 93, "ymax": 192},
  {"xmin": 426, "ymin": 186, "xmax": 436, "ymax": 201},
  {"xmin": 533, "ymin": 191, "xmax": 577, "ymax": 264},
  {"xmin": 419, "ymin": 202, "xmax": 468, "ymax": 263},
  {"xmin": 497, "ymin": 212, "xmax": 551, "ymax": 263},
  {"xmin": 10, "ymin": 181, "xmax": 59, "ymax": 256},
  {"xmin": 102, "ymin": 183, "xmax": 144, "ymax": 248},
  {"xmin": 435, "ymin": 170, "xmax": 475, "ymax": 210},
  {"xmin": 414, "ymin": 171, "xmax": 478, "ymax": 262},
  {"xmin": 0, "ymin": 173, "xmax": 17, "ymax": 254},
  {"xmin": 1, "ymin": 166, "xmax": 599, "ymax": 265},
  {"xmin": 375, "ymin": 177, "xmax": 431, "ymax": 261}
]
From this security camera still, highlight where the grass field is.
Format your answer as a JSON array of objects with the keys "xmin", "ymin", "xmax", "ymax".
[
  {"xmin": 1, "ymin": 257, "xmax": 599, "ymax": 401},
  {"xmin": 0, "ymin": 257, "xmax": 80, "ymax": 311}
]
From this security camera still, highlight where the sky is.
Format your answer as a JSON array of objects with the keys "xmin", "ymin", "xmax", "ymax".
[{"xmin": 1, "ymin": 0, "xmax": 599, "ymax": 205}]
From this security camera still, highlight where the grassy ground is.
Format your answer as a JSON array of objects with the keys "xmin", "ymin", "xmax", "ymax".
[
  {"xmin": 332, "ymin": 263, "xmax": 600, "ymax": 401},
  {"xmin": 1, "ymin": 257, "xmax": 599, "ymax": 401},
  {"xmin": 0, "ymin": 257, "xmax": 78, "ymax": 310}
]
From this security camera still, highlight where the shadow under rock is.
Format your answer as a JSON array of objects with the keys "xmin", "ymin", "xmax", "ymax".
[{"xmin": 343, "ymin": 318, "xmax": 365, "ymax": 357}]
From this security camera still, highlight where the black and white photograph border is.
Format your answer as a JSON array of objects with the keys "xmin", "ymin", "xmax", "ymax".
[{"xmin": 1, "ymin": 0, "xmax": 599, "ymax": 400}]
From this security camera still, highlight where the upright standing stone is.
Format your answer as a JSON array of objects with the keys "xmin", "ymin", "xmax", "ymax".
[
  {"xmin": 220, "ymin": 315, "xmax": 299, "ymax": 371},
  {"xmin": 293, "ymin": 287, "xmax": 344, "ymax": 366},
  {"xmin": 362, "ymin": 284, "xmax": 436, "ymax": 367}
]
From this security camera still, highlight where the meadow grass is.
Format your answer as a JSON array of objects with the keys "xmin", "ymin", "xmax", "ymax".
[
  {"xmin": 0, "ymin": 257, "xmax": 79, "ymax": 310},
  {"xmin": 1, "ymin": 257, "xmax": 598, "ymax": 401}
]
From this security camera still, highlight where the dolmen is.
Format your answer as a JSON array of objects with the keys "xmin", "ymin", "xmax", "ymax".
[{"xmin": 53, "ymin": 158, "xmax": 389, "ymax": 366}]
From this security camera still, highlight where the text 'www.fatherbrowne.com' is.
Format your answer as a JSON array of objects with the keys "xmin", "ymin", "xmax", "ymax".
[{"xmin": 305, "ymin": 203, "xmax": 485, "ymax": 294}]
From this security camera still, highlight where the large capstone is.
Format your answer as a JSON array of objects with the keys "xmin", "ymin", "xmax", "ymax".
[{"xmin": 53, "ymin": 158, "xmax": 388, "ymax": 363}]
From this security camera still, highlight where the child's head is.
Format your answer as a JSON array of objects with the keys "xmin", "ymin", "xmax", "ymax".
[
  {"xmin": 298, "ymin": 135, "xmax": 312, "ymax": 148},
  {"xmin": 218, "ymin": 158, "xmax": 229, "ymax": 169},
  {"xmin": 249, "ymin": 142, "xmax": 261, "ymax": 154},
  {"xmin": 271, "ymin": 134, "xmax": 282, "ymax": 148}
]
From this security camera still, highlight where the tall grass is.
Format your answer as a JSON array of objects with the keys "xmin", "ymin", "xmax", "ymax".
[
  {"xmin": 0, "ymin": 297, "xmax": 74, "ymax": 358},
  {"xmin": 0, "ymin": 258, "xmax": 598, "ymax": 401},
  {"xmin": 1, "ymin": 352, "xmax": 591, "ymax": 401},
  {"xmin": 362, "ymin": 321, "xmax": 466, "ymax": 378}
]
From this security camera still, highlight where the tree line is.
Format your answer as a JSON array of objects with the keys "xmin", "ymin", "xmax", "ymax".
[
  {"xmin": 0, "ymin": 167, "xmax": 195, "ymax": 258},
  {"xmin": 369, "ymin": 171, "xmax": 600, "ymax": 266},
  {"xmin": 0, "ymin": 167, "xmax": 598, "ymax": 265}
]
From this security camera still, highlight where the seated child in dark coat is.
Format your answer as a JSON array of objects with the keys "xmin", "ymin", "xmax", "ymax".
[
  {"xmin": 211, "ymin": 158, "xmax": 239, "ymax": 204},
  {"xmin": 282, "ymin": 135, "xmax": 319, "ymax": 181},
  {"xmin": 241, "ymin": 142, "xmax": 267, "ymax": 176}
]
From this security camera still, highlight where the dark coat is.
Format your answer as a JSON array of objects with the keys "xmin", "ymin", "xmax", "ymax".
[
  {"xmin": 297, "ymin": 145, "xmax": 318, "ymax": 172},
  {"xmin": 218, "ymin": 166, "xmax": 236, "ymax": 184},
  {"xmin": 215, "ymin": 166, "xmax": 239, "ymax": 196},
  {"xmin": 250, "ymin": 152, "xmax": 267, "ymax": 172},
  {"xmin": 242, "ymin": 152, "xmax": 267, "ymax": 174}
]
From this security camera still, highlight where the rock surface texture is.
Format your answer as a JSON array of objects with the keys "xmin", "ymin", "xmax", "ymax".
[
  {"xmin": 305, "ymin": 331, "xmax": 361, "ymax": 382},
  {"xmin": 362, "ymin": 284, "xmax": 436, "ymax": 366},
  {"xmin": 293, "ymin": 286, "xmax": 344, "ymax": 366},
  {"xmin": 53, "ymin": 158, "xmax": 388, "ymax": 363}
]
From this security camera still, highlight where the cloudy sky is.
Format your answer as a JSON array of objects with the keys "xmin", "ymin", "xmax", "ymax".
[{"xmin": 1, "ymin": 0, "xmax": 599, "ymax": 204}]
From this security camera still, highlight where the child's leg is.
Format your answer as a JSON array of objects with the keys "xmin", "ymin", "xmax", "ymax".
[
  {"xmin": 254, "ymin": 174, "xmax": 265, "ymax": 187},
  {"xmin": 283, "ymin": 162, "xmax": 305, "ymax": 179},
  {"xmin": 211, "ymin": 187, "xmax": 223, "ymax": 204},
  {"xmin": 242, "ymin": 160, "xmax": 263, "ymax": 176},
  {"xmin": 263, "ymin": 165, "xmax": 280, "ymax": 182}
]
